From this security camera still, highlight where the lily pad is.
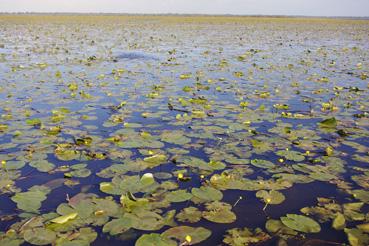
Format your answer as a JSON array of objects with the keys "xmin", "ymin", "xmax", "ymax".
[
  {"xmin": 208, "ymin": 160, "xmax": 226, "ymax": 170},
  {"xmin": 50, "ymin": 212, "xmax": 78, "ymax": 224},
  {"xmin": 165, "ymin": 189, "xmax": 193, "ymax": 203},
  {"xmin": 11, "ymin": 188, "xmax": 48, "ymax": 213},
  {"xmin": 256, "ymin": 190, "xmax": 285, "ymax": 205},
  {"xmin": 276, "ymin": 150, "xmax": 305, "ymax": 162},
  {"xmin": 223, "ymin": 227, "xmax": 270, "ymax": 246},
  {"xmin": 55, "ymin": 144, "xmax": 80, "ymax": 161},
  {"xmin": 332, "ymin": 213, "xmax": 346, "ymax": 230},
  {"xmin": 24, "ymin": 228, "xmax": 56, "ymax": 245},
  {"xmin": 357, "ymin": 223, "xmax": 369, "ymax": 233},
  {"xmin": 143, "ymin": 154, "xmax": 167, "ymax": 166},
  {"xmin": 176, "ymin": 207, "xmax": 202, "ymax": 223},
  {"xmin": 352, "ymin": 190, "xmax": 369, "ymax": 203},
  {"xmin": 162, "ymin": 226, "xmax": 211, "ymax": 245},
  {"xmin": 191, "ymin": 186, "xmax": 223, "ymax": 202},
  {"xmin": 5, "ymin": 161, "xmax": 26, "ymax": 170},
  {"xmin": 265, "ymin": 219, "xmax": 298, "ymax": 235},
  {"xmin": 280, "ymin": 214, "xmax": 321, "ymax": 233},
  {"xmin": 136, "ymin": 233, "xmax": 176, "ymax": 246},
  {"xmin": 161, "ymin": 131, "xmax": 191, "ymax": 145},
  {"xmin": 318, "ymin": 117, "xmax": 337, "ymax": 128},
  {"xmin": 344, "ymin": 228, "xmax": 369, "ymax": 246},
  {"xmin": 202, "ymin": 201, "xmax": 236, "ymax": 224},
  {"xmin": 29, "ymin": 160, "xmax": 55, "ymax": 172},
  {"xmin": 103, "ymin": 217, "xmax": 134, "ymax": 236},
  {"xmin": 250, "ymin": 159, "xmax": 276, "ymax": 169}
]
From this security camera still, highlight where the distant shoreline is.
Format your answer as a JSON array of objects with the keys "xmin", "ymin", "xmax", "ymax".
[{"xmin": 0, "ymin": 12, "xmax": 368, "ymax": 20}]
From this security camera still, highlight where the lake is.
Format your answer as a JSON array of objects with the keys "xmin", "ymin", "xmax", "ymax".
[{"xmin": 0, "ymin": 15, "xmax": 368, "ymax": 246}]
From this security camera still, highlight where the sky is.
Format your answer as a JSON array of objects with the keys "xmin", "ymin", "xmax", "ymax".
[{"xmin": 0, "ymin": 0, "xmax": 368, "ymax": 17}]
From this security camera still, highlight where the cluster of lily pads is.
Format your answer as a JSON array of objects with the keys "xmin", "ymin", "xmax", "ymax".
[{"xmin": 0, "ymin": 15, "xmax": 368, "ymax": 245}]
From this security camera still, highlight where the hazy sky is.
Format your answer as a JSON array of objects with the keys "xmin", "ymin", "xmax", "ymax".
[{"xmin": 1, "ymin": 0, "xmax": 368, "ymax": 17}]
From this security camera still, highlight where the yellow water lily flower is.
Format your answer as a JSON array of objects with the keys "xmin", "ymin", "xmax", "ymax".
[{"xmin": 185, "ymin": 235, "xmax": 192, "ymax": 243}]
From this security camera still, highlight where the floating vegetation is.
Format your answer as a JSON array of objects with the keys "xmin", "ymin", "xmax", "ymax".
[{"xmin": 0, "ymin": 15, "xmax": 368, "ymax": 246}]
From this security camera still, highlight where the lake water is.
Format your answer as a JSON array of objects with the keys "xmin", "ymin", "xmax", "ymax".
[{"xmin": 0, "ymin": 15, "xmax": 368, "ymax": 246}]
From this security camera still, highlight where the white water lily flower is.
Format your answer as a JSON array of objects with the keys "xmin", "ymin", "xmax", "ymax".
[
  {"xmin": 140, "ymin": 173, "xmax": 155, "ymax": 186},
  {"xmin": 142, "ymin": 173, "xmax": 154, "ymax": 179}
]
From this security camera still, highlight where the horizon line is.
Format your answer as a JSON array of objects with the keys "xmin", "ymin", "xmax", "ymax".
[{"xmin": 1, "ymin": 12, "xmax": 369, "ymax": 19}]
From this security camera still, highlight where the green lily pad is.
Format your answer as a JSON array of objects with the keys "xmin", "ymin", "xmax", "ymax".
[
  {"xmin": 280, "ymin": 214, "xmax": 321, "ymax": 233},
  {"xmin": 250, "ymin": 159, "xmax": 276, "ymax": 169},
  {"xmin": 5, "ymin": 161, "xmax": 26, "ymax": 170},
  {"xmin": 256, "ymin": 190, "xmax": 285, "ymax": 205},
  {"xmin": 135, "ymin": 233, "xmax": 176, "ymax": 246},
  {"xmin": 26, "ymin": 118, "xmax": 42, "ymax": 126},
  {"xmin": 165, "ymin": 189, "xmax": 193, "ymax": 203},
  {"xmin": 65, "ymin": 168, "xmax": 91, "ymax": 178},
  {"xmin": 357, "ymin": 223, "xmax": 369, "ymax": 233},
  {"xmin": 50, "ymin": 212, "xmax": 78, "ymax": 224},
  {"xmin": 103, "ymin": 217, "xmax": 134, "ymax": 235},
  {"xmin": 11, "ymin": 188, "xmax": 49, "ymax": 213},
  {"xmin": 143, "ymin": 154, "xmax": 167, "ymax": 166},
  {"xmin": 276, "ymin": 150, "xmax": 305, "ymax": 162},
  {"xmin": 0, "ymin": 236, "xmax": 23, "ymax": 246},
  {"xmin": 318, "ymin": 117, "xmax": 337, "ymax": 128},
  {"xmin": 99, "ymin": 175, "xmax": 154, "ymax": 195},
  {"xmin": 352, "ymin": 190, "xmax": 369, "ymax": 203},
  {"xmin": 202, "ymin": 201, "xmax": 236, "ymax": 224},
  {"xmin": 55, "ymin": 227, "xmax": 97, "ymax": 245},
  {"xmin": 161, "ymin": 226, "xmax": 211, "ymax": 245},
  {"xmin": 223, "ymin": 227, "xmax": 270, "ymax": 246},
  {"xmin": 343, "ymin": 202, "xmax": 365, "ymax": 221},
  {"xmin": 0, "ymin": 124, "xmax": 8, "ymax": 132},
  {"xmin": 265, "ymin": 219, "xmax": 297, "ymax": 235},
  {"xmin": 332, "ymin": 213, "xmax": 346, "ymax": 230},
  {"xmin": 344, "ymin": 228, "xmax": 369, "ymax": 246},
  {"xmin": 120, "ymin": 194, "xmax": 150, "ymax": 212},
  {"xmin": 176, "ymin": 207, "xmax": 202, "ymax": 223},
  {"xmin": 24, "ymin": 228, "xmax": 56, "ymax": 245},
  {"xmin": 179, "ymin": 156, "xmax": 213, "ymax": 171},
  {"xmin": 29, "ymin": 160, "xmax": 55, "ymax": 172},
  {"xmin": 131, "ymin": 210, "xmax": 175, "ymax": 231},
  {"xmin": 55, "ymin": 144, "xmax": 80, "ymax": 161},
  {"xmin": 161, "ymin": 131, "xmax": 191, "ymax": 145},
  {"xmin": 191, "ymin": 186, "xmax": 223, "ymax": 202},
  {"xmin": 208, "ymin": 160, "xmax": 226, "ymax": 170}
]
